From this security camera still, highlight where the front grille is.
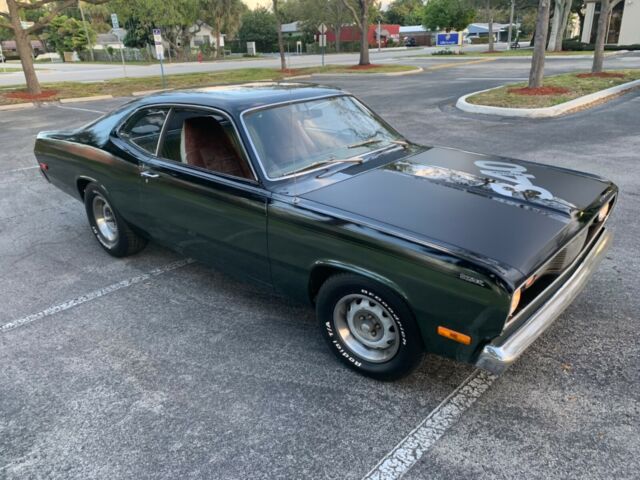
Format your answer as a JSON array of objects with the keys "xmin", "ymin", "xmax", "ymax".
[
  {"xmin": 507, "ymin": 195, "xmax": 615, "ymax": 323},
  {"xmin": 543, "ymin": 228, "xmax": 589, "ymax": 274}
]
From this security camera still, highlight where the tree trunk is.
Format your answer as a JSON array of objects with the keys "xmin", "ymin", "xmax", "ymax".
[
  {"xmin": 487, "ymin": 0, "xmax": 494, "ymax": 52},
  {"xmin": 507, "ymin": 0, "xmax": 515, "ymax": 49},
  {"xmin": 336, "ymin": 25, "xmax": 341, "ymax": 53},
  {"xmin": 214, "ymin": 20, "xmax": 222, "ymax": 59},
  {"xmin": 359, "ymin": 2, "xmax": 369, "ymax": 65},
  {"xmin": 272, "ymin": 0, "xmax": 286, "ymax": 70},
  {"xmin": 7, "ymin": 0, "xmax": 41, "ymax": 95},
  {"xmin": 528, "ymin": 0, "xmax": 551, "ymax": 88},
  {"xmin": 554, "ymin": 0, "xmax": 572, "ymax": 51},
  {"xmin": 547, "ymin": 0, "xmax": 563, "ymax": 51},
  {"xmin": 592, "ymin": 0, "xmax": 611, "ymax": 73}
]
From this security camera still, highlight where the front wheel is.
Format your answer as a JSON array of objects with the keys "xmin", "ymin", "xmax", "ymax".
[
  {"xmin": 317, "ymin": 274, "xmax": 424, "ymax": 381},
  {"xmin": 84, "ymin": 183, "xmax": 147, "ymax": 257}
]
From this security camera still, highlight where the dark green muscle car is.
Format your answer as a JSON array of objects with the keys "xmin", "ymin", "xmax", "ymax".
[{"xmin": 34, "ymin": 83, "xmax": 616, "ymax": 380}]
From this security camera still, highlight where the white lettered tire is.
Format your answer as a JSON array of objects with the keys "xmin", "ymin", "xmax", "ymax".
[{"xmin": 317, "ymin": 274, "xmax": 424, "ymax": 381}]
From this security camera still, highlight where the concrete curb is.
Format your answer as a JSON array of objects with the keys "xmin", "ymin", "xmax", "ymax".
[
  {"xmin": 131, "ymin": 89, "xmax": 172, "ymax": 96},
  {"xmin": 0, "ymin": 102, "xmax": 34, "ymax": 111},
  {"xmin": 456, "ymin": 78, "xmax": 640, "ymax": 118},
  {"xmin": 282, "ymin": 75, "xmax": 312, "ymax": 80},
  {"xmin": 60, "ymin": 95, "xmax": 114, "ymax": 104},
  {"xmin": 410, "ymin": 50, "xmax": 628, "ymax": 61},
  {"xmin": 311, "ymin": 67, "xmax": 423, "ymax": 77}
]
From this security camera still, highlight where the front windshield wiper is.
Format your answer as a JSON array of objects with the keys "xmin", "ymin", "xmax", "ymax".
[
  {"xmin": 282, "ymin": 158, "xmax": 364, "ymax": 176},
  {"xmin": 347, "ymin": 138, "xmax": 383, "ymax": 149}
]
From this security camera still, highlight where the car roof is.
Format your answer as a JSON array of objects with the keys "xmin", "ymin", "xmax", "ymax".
[{"xmin": 135, "ymin": 82, "xmax": 345, "ymax": 117}]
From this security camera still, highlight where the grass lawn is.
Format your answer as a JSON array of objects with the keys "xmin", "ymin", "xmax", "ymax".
[
  {"xmin": 0, "ymin": 67, "xmax": 23, "ymax": 73},
  {"xmin": 466, "ymin": 69, "xmax": 640, "ymax": 108},
  {"xmin": 0, "ymin": 64, "xmax": 418, "ymax": 105}
]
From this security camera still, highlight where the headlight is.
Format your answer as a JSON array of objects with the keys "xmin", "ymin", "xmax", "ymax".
[
  {"xmin": 597, "ymin": 203, "xmax": 610, "ymax": 222},
  {"xmin": 509, "ymin": 288, "xmax": 521, "ymax": 316}
]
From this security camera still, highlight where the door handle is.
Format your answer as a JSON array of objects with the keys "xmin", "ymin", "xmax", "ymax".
[{"xmin": 140, "ymin": 170, "xmax": 160, "ymax": 179}]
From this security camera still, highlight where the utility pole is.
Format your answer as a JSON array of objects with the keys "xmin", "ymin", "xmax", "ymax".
[
  {"xmin": 507, "ymin": 0, "xmax": 516, "ymax": 49},
  {"xmin": 78, "ymin": 1, "xmax": 94, "ymax": 61},
  {"xmin": 377, "ymin": 19, "xmax": 381, "ymax": 53}
]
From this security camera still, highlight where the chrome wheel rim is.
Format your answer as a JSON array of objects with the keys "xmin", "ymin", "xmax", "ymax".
[
  {"xmin": 92, "ymin": 194, "xmax": 118, "ymax": 247},
  {"xmin": 333, "ymin": 294, "xmax": 400, "ymax": 363}
]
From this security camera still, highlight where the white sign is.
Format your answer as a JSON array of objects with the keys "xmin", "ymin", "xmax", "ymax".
[
  {"xmin": 111, "ymin": 13, "xmax": 119, "ymax": 30},
  {"xmin": 155, "ymin": 44, "xmax": 164, "ymax": 60},
  {"xmin": 318, "ymin": 34, "xmax": 327, "ymax": 47},
  {"xmin": 152, "ymin": 28, "xmax": 162, "ymax": 45},
  {"xmin": 318, "ymin": 23, "xmax": 327, "ymax": 34}
]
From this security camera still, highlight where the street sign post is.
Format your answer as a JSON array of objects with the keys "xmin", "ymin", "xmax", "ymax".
[
  {"xmin": 110, "ymin": 13, "xmax": 119, "ymax": 30},
  {"xmin": 111, "ymin": 16, "xmax": 127, "ymax": 78},
  {"xmin": 318, "ymin": 23, "xmax": 327, "ymax": 67},
  {"xmin": 0, "ymin": 43, "xmax": 5, "ymax": 73},
  {"xmin": 153, "ymin": 28, "xmax": 166, "ymax": 89}
]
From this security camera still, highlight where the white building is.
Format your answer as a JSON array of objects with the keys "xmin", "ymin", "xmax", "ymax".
[
  {"xmin": 189, "ymin": 22, "xmax": 224, "ymax": 49},
  {"xmin": 581, "ymin": 0, "xmax": 640, "ymax": 45}
]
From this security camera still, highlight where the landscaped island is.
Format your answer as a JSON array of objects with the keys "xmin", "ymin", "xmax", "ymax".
[{"xmin": 465, "ymin": 70, "xmax": 640, "ymax": 109}]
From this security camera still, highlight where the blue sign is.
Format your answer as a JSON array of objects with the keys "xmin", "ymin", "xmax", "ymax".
[{"xmin": 436, "ymin": 32, "xmax": 460, "ymax": 46}]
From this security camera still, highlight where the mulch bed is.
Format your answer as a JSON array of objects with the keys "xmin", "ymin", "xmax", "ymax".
[
  {"xmin": 507, "ymin": 86, "xmax": 571, "ymax": 96},
  {"xmin": 4, "ymin": 89, "xmax": 58, "ymax": 101},
  {"xmin": 575, "ymin": 72, "xmax": 626, "ymax": 78}
]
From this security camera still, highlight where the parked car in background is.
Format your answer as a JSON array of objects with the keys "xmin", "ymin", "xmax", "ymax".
[
  {"xmin": 403, "ymin": 36, "xmax": 417, "ymax": 47},
  {"xmin": 34, "ymin": 83, "xmax": 616, "ymax": 380}
]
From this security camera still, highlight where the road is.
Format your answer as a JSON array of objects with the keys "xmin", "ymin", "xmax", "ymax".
[
  {"xmin": 0, "ymin": 44, "xmax": 514, "ymax": 86},
  {"xmin": 1, "ymin": 54, "xmax": 639, "ymax": 479}
]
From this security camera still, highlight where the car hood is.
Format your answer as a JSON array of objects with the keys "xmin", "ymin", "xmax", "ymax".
[{"xmin": 301, "ymin": 147, "xmax": 613, "ymax": 277}]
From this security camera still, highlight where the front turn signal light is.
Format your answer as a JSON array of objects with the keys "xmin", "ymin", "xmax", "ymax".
[
  {"xmin": 509, "ymin": 288, "xmax": 522, "ymax": 316},
  {"xmin": 597, "ymin": 203, "xmax": 610, "ymax": 222},
  {"xmin": 437, "ymin": 326, "xmax": 471, "ymax": 345}
]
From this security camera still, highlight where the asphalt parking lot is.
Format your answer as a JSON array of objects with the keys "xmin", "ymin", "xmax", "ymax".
[{"xmin": 1, "ymin": 54, "xmax": 639, "ymax": 479}]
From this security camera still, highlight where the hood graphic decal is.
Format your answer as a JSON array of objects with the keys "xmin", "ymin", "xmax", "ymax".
[{"xmin": 385, "ymin": 160, "xmax": 577, "ymax": 217}]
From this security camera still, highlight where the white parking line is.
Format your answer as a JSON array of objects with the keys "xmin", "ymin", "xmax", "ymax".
[
  {"xmin": 0, "ymin": 166, "xmax": 39, "ymax": 174},
  {"xmin": 362, "ymin": 369, "xmax": 497, "ymax": 480},
  {"xmin": 0, "ymin": 258, "xmax": 194, "ymax": 334}
]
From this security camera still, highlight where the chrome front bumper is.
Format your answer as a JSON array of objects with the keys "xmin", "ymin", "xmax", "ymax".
[{"xmin": 475, "ymin": 228, "xmax": 613, "ymax": 375}]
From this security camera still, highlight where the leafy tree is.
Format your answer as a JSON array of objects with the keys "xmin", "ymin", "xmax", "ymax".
[
  {"xmin": 45, "ymin": 15, "xmax": 96, "ymax": 56},
  {"xmin": 422, "ymin": 0, "xmax": 476, "ymax": 32},
  {"xmin": 384, "ymin": 0, "xmax": 425, "ymax": 25},
  {"xmin": 341, "ymin": 0, "xmax": 377, "ymax": 65},
  {"xmin": 0, "ymin": 0, "xmax": 109, "ymax": 95},
  {"xmin": 122, "ymin": 16, "xmax": 153, "ymax": 48},
  {"xmin": 111, "ymin": 0, "xmax": 200, "ymax": 60},
  {"xmin": 237, "ymin": 7, "xmax": 278, "ymax": 53},
  {"xmin": 200, "ymin": 0, "xmax": 246, "ymax": 58}
]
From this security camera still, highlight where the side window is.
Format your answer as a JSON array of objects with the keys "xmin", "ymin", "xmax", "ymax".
[
  {"xmin": 120, "ymin": 107, "xmax": 169, "ymax": 154},
  {"xmin": 158, "ymin": 108, "xmax": 253, "ymax": 180}
]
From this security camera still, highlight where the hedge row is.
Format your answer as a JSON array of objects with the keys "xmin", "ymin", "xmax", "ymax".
[{"xmin": 562, "ymin": 38, "xmax": 640, "ymax": 51}]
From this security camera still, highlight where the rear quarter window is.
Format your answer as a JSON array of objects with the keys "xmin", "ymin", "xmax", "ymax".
[{"xmin": 119, "ymin": 107, "xmax": 169, "ymax": 154}]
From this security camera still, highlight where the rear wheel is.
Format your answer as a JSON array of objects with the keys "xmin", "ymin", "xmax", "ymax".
[
  {"xmin": 84, "ymin": 183, "xmax": 147, "ymax": 257},
  {"xmin": 317, "ymin": 274, "xmax": 424, "ymax": 381}
]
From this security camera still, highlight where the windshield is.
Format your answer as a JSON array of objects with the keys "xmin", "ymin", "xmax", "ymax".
[{"xmin": 243, "ymin": 95, "xmax": 403, "ymax": 179}]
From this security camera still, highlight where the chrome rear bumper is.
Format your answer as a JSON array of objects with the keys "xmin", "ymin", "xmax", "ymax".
[{"xmin": 475, "ymin": 228, "xmax": 613, "ymax": 375}]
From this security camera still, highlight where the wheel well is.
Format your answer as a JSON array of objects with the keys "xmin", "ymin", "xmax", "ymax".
[
  {"xmin": 308, "ymin": 265, "xmax": 344, "ymax": 304},
  {"xmin": 77, "ymin": 178, "xmax": 92, "ymax": 200}
]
